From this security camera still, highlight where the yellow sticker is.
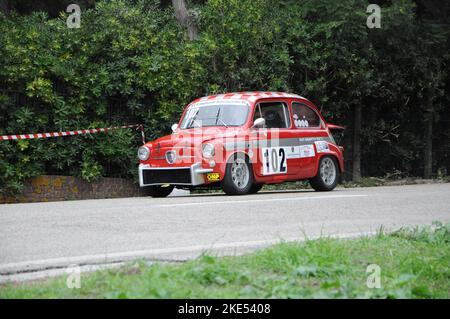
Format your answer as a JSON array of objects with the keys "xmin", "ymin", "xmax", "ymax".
[{"xmin": 206, "ymin": 173, "xmax": 220, "ymax": 182}]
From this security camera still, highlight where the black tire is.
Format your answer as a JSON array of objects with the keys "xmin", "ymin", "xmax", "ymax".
[
  {"xmin": 249, "ymin": 183, "xmax": 263, "ymax": 194},
  {"xmin": 309, "ymin": 156, "xmax": 339, "ymax": 191},
  {"xmin": 144, "ymin": 185, "xmax": 175, "ymax": 198},
  {"xmin": 221, "ymin": 154, "xmax": 255, "ymax": 195}
]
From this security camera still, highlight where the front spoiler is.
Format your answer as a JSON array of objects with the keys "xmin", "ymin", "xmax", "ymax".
[{"xmin": 139, "ymin": 163, "xmax": 213, "ymax": 187}]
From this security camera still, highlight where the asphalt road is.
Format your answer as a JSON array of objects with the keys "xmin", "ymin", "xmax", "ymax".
[{"xmin": 0, "ymin": 183, "xmax": 449, "ymax": 278}]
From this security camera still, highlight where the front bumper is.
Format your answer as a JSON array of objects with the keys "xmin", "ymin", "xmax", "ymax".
[{"xmin": 139, "ymin": 163, "xmax": 213, "ymax": 187}]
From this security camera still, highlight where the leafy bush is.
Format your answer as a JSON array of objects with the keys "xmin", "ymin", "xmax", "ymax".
[{"xmin": 0, "ymin": 1, "xmax": 187, "ymax": 194}]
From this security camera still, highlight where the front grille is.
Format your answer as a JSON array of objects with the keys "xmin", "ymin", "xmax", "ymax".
[{"xmin": 142, "ymin": 168, "xmax": 191, "ymax": 185}]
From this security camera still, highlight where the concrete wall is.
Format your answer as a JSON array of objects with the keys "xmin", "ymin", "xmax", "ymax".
[{"xmin": 0, "ymin": 175, "xmax": 146, "ymax": 204}]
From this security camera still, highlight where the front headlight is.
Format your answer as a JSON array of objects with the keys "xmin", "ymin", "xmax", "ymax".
[
  {"xmin": 138, "ymin": 146, "xmax": 150, "ymax": 161},
  {"xmin": 202, "ymin": 143, "xmax": 215, "ymax": 158}
]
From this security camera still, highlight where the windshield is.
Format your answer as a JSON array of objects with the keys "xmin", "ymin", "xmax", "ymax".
[{"xmin": 180, "ymin": 103, "xmax": 249, "ymax": 129}]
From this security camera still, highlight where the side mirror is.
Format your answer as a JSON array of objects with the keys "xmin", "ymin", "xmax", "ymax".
[
  {"xmin": 252, "ymin": 118, "xmax": 265, "ymax": 128},
  {"xmin": 171, "ymin": 123, "xmax": 178, "ymax": 133}
]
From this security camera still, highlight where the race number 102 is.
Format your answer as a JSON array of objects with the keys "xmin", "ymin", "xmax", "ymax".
[{"xmin": 262, "ymin": 147, "xmax": 287, "ymax": 175}]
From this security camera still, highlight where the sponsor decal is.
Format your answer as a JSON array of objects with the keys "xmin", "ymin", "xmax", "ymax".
[
  {"xmin": 285, "ymin": 145, "xmax": 315, "ymax": 159},
  {"xmin": 314, "ymin": 141, "xmax": 330, "ymax": 153},
  {"xmin": 299, "ymin": 136, "xmax": 328, "ymax": 143},
  {"xmin": 293, "ymin": 114, "xmax": 309, "ymax": 128},
  {"xmin": 224, "ymin": 136, "xmax": 331, "ymax": 151},
  {"xmin": 206, "ymin": 173, "xmax": 221, "ymax": 182},
  {"xmin": 285, "ymin": 146, "xmax": 299, "ymax": 159},
  {"xmin": 166, "ymin": 150, "xmax": 176, "ymax": 164},
  {"xmin": 299, "ymin": 144, "xmax": 315, "ymax": 158},
  {"xmin": 262, "ymin": 144, "xmax": 316, "ymax": 175}
]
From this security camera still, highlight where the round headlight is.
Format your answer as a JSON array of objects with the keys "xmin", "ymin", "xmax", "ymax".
[
  {"xmin": 138, "ymin": 146, "xmax": 150, "ymax": 161},
  {"xmin": 202, "ymin": 143, "xmax": 215, "ymax": 158}
]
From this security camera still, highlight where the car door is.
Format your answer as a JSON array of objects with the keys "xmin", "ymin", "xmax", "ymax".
[
  {"xmin": 291, "ymin": 101, "xmax": 324, "ymax": 178},
  {"xmin": 253, "ymin": 101, "xmax": 299, "ymax": 177}
]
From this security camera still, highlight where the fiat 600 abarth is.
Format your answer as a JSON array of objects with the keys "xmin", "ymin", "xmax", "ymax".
[{"xmin": 138, "ymin": 92, "xmax": 344, "ymax": 197}]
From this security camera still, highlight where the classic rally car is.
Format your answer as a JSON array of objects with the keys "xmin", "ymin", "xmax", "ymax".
[{"xmin": 138, "ymin": 92, "xmax": 344, "ymax": 197}]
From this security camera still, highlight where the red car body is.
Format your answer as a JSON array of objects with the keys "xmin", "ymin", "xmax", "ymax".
[{"xmin": 138, "ymin": 92, "xmax": 344, "ymax": 196}]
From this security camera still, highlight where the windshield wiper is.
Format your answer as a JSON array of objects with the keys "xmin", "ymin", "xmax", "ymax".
[
  {"xmin": 215, "ymin": 108, "xmax": 228, "ymax": 127},
  {"xmin": 217, "ymin": 117, "xmax": 229, "ymax": 127},
  {"xmin": 188, "ymin": 119, "xmax": 202, "ymax": 128},
  {"xmin": 186, "ymin": 109, "xmax": 202, "ymax": 128}
]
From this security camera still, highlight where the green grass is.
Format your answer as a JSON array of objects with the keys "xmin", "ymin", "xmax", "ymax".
[
  {"xmin": 342, "ymin": 177, "xmax": 450, "ymax": 188},
  {"xmin": 1, "ymin": 223, "xmax": 449, "ymax": 299},
  {"xmin": 262, "ymin": 180, "xmax": 311, "ymax": 191},
  {"xmin": 342, "ymin": 177, "xmax": 387, "ymax": 188}
]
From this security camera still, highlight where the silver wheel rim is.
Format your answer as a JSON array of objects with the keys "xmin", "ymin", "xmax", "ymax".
[
  {"xmin": 320, "ymin": 157, "xmax": 336, "ymax": 186},
  {"xmin": 231, "ymin": 158, "xmax": 249, "ymax": 189}
]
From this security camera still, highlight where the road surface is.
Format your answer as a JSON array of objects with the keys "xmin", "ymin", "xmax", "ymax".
[{"xmin": 0, "ymin": 183, "xmax": 449, "ymax": 280}]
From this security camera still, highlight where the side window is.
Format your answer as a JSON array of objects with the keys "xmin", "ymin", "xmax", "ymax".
[
  {"xmin": 292, "ymin": 102, "xmax": 321, "ymax": 128},
  {"xmin": 253, "ymin": 102, "xmax": 291, "ymax": 129}
]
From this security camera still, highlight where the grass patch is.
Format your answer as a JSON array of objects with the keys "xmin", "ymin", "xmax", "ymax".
[
  {"xmin": 1, "ymin": 222, "xmax": 449, "ymax": 299},
  {"xmin": 262, "ymin": 180, "xmax": 311, "ymax": 191},
  {"xmin": 342, "ymin": 177, "xmax": 388, "ymax": 188},
  {"xmin": 342, "ymin": 177, "xmax": 450, "ymax": 188}
]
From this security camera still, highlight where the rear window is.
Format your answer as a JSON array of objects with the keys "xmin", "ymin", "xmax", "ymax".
[{"xmin": 292, "ymin": 102, "xmax": 321, "ymax": 128}]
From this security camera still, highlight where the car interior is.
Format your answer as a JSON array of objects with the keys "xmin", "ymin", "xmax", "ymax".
[{"xmin": 254, "ymin": 102, "xmax": 290, "ymax": 128}]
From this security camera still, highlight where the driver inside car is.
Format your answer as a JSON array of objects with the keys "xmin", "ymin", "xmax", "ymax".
[{"xmin": 263, "ymin": 110, "xmax": 283, "ymax": 128}]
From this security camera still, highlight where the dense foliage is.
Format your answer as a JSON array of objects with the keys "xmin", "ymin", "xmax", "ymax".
[{"xmin": 0, "ymin": 0, "xmax": 449, "ymax": 194}]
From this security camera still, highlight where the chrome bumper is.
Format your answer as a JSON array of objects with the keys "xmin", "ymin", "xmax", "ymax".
[{"xmin": 139, "ymin": 162, "xmax": 213, "ymax": 187}]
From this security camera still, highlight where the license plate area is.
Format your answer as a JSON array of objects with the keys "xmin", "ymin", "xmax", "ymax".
[{"xmin": 142, "ymin": 168, "xmax": 191, "ymax": 185}]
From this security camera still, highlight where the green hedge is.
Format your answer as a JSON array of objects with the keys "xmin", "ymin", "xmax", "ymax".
[{"xmin": 0, "ymin": 0, "xmax": 448, "ymax": 195}]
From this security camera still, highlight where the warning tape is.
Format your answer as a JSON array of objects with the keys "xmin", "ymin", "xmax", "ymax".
[{"xmin": 0, "ymin": 124, "xmax": 146, "ymax": 144}]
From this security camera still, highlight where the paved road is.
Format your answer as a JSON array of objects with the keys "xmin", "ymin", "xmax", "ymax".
[{"xmin": 0, "ymin": 183, "xmax": 449, "ymax": 276}]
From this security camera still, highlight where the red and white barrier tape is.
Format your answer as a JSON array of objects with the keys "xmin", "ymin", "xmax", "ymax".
[{"xmin": 0, "ymin": 124, "xmax": 146, "ymax": 144}]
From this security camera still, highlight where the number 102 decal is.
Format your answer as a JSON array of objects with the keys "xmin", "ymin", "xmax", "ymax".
[{"xmin": 262, "ymin": 147, "xmax": 287, "ymax": 175}]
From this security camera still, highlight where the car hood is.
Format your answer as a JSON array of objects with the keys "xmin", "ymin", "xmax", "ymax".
[{"xmin": 144, "ymin": 127, "xmax": 247, "ymax": 149}]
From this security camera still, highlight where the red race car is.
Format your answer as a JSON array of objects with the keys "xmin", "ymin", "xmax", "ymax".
[{"xmin": 138, "ymin": 92, "xmax": 344, "ymax": 197}]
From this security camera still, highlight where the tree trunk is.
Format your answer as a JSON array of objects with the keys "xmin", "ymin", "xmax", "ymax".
[
  {"xmin": 423, "ymin": 94, "xmax": 433, "ymax": 179},
  {"xmin": 343, "ymin": 120, "xmax": 353, "ymax": 181},
  {"xmin": 172, "ymin": 0, "xmax": 198, "ymax": 41},
  {"xmin": 352, "ymin": 104, "xmax": 362, "ymax": 181}
]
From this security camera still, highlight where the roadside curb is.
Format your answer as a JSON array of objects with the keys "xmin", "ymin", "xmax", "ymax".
[{"xmin": 0, "ymin": 231, "xmax": 377, "ymax": 283}]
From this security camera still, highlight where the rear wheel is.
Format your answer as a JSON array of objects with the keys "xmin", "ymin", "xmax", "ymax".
[
  {"xmin": 221, "ymin": 154, "xmax": 255, "ymax": 195},
  {"xmin": 144, "ymin": 185, "xmax": 174, "ymax": 198},
  {"xmin": 309, "ymin": 156, "xmax": 339, "ymax": 191}
]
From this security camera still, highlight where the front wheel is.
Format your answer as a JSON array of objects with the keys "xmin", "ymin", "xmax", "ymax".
[
  {"xmin": 309, "ymin": 156, "xmax": 339, "ymax": 191},
  {"xmin": 221, "ymin": 154, "xmax": 255, "ymax": 195},
  {"xmin": 144, "ymin": 185, "xmax": 174, "ymax": 198},
  {"xmin": 249, "ymin": 183, "xmax": 263, "ymax": 194}
]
